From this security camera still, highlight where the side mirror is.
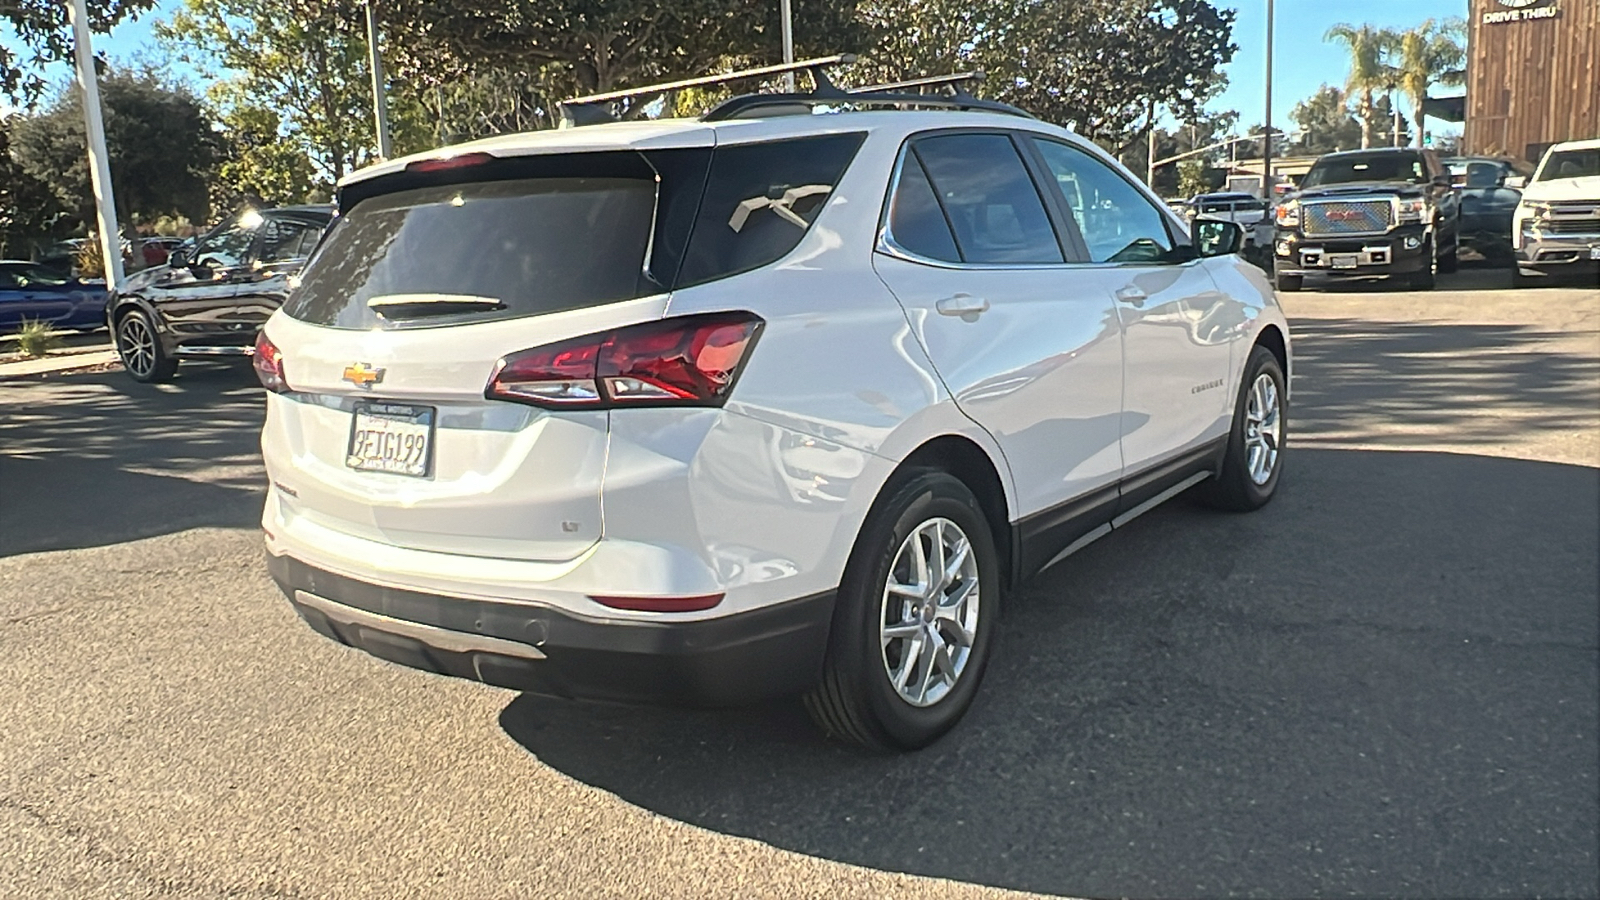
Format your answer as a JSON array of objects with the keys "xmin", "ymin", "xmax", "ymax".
[
  {"xmin": 1504, "ymin": 175, "xmax": 1527, "ymax": 189},
  {"xmin": 167, "ymin": 245, "xmax": 191, "ymax": 268},
  {"xmin": 1194, "ymin": 219, "xmax": 1245, "ymax": 258},
  {"xmin": 1433, "ymin": 174, "xmax": 1454, "ymax": 187}
]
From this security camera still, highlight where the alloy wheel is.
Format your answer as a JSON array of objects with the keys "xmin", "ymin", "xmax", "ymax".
[
  {"xmin": 118, "ymin": 316, "xmax": 156, "ymax": 379},
  {"xmin": 880, "ymin": 517, "xmax": 981, "ymax": 707},
  {"xmin": 1244, "ymin": 372, "xmax": 1281, "ymax": 485}
]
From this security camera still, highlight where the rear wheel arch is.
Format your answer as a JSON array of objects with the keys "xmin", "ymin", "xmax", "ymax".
[{"xmin": 877, "ymin": 435, "xmax": 1013, "ymax": 591}]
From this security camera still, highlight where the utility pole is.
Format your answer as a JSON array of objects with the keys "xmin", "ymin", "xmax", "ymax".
[
  {"xmin": 67, "ymin": 0, "xmax": 123, "ymax": 287},
  {"xmin": 781, "ymin": 0, "xmax": 796, "ymax": 92},
  {"xmin": 1262, "ymin": 0, "xmax": 1275, "ymax": 202},
  {"xmin": 366, "ymin": 0, "xmax": 393, "ymax": 160},
  {"xmin": 1147, "ymin": 99, "xmax": 1158, "ymax": 189}
]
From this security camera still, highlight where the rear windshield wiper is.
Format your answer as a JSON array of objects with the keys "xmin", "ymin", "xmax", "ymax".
[{"xmin": 367, "ymin": 293, "xmax": 507, "ymax": 319}]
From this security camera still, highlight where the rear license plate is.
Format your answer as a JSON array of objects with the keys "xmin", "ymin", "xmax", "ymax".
[
  {"xmin": 347, "ymin": 402, "xmax": 434, "ymax": 477},
  {"xmin": 1589, "ymin": 246, "xmax": 1600, "ymax": 260},
  {"xmin": 1330, "ymin": 254, "xmax": 1360, "ymax": 269}
]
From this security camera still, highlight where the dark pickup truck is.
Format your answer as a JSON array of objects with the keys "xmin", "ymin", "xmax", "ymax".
[{"xmin": 1271, "ymin": 148, "xmax": 1461, "ymax": 291}]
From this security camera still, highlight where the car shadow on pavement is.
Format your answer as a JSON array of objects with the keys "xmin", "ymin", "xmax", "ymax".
[
  {"xmin": 500, "ymin": 448, "xmax": 1599, "ymax": 899},
  {"xmin": 1300, "ymin": 260, "xmax": 1598, "ymax": 293},
  {"xmin": 0, "ymin": 363, "xmax": 266, "ymax": 558},
  {"xmin": 1287, "ymin": 318, "xmax": 1600, "ymax": 453}
]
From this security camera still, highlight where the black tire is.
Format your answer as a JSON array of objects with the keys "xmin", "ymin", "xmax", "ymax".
[
  {"xmin": 804, "ymin": 471, "xmax": 1001, "ymax": 752},
  {"xmin": 1409, "ymin": 237, "xmax": 1437, "ymax": 290},
  {"xmin": 115, "ymin": 309, "xmax": 177, "ymax": 383},
  {"xmin": 1275, "ymin": 271, "xmax": 1303, "ymax": 292},
  {"xmin": 1196, "ymin": 345, "xmax": 1286, "ymax": 512},
  {"xmin": 1437, "ymin": 234, "xmax": 1459, "ymax": 274}
]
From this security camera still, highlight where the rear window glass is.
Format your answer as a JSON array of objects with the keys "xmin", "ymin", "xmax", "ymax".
[
  {"xmin": 283, "ymin": 178, "xmax": 657, "ymax": 329},
  {"xmin": 676, "ymin": 132, "xmax": 866, "ymax": 287}
]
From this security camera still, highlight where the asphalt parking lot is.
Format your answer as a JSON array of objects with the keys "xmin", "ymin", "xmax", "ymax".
[{"xmin": 2, "ymin": 270, "xmax": 1597, "ymax": 899}]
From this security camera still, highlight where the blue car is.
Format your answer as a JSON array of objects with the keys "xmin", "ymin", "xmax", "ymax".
[{"xmin": 0, "ymin": 261, "xmax": 109, "ymax": 333}]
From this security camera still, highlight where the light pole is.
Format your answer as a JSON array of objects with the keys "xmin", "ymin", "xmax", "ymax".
[
  {"xmin": 781, "ymin": 0, "xmax": 796, "ymax": 92},
  {"xmin": 366, "ymin": 0, "xmax": 393, "ymax": 160},
  {"xmin": 67, "ymin": 0, "xmax": 123, "ymax": 286},
  {"xmin": 1262, "ymin": 0, "xmax": 1275, "ymax": 202}
]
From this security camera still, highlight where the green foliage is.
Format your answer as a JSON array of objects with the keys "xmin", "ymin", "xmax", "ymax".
[
  {"xmin": 8, "ymin": 69, "xmax": 218, "ymax": 234},
  {"xmin": 1395, "ymin": 18, "xmax": 1465, "ymax": 149},
  {"xmin": 0, "ymin": 0, "xmax": 158, "ymax": 103},
  {"xmin": 14, "ymin": 318, "xmax": 64, "ymax": 359},
  {"xmin": 74, "ymin": 237, "xmax": 106, "ymax": 279},
  {"xmin": 1177, "ymin": 160, "xmax": 1209, "ymax": 199},
  {"xmin": 1324, "ymin": 23, "xmax": 1399, "ymax": 150},
  {"xmin": 1290, "ymin": 86, "xmax": 1364, "ymax": 156},
  {"xmin": 157, "ymin": 0, "xmax": 375, "ymax": 180},
  {"xmin": 1, "ymin": 116, "xmax": 72, "ymax": 257},
  {"xmin": 211, "ymin": 99, "xmax": 321, "ymax": 208}
]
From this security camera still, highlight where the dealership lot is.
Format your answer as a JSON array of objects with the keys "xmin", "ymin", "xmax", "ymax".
[{"xmin": 1, "ymin": 272, "xmax": 1596, "ymax": 899}]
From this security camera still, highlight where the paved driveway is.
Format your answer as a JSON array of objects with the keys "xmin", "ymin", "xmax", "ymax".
[{"xmin": 3, "ymin": 274, "xmax": 1596, "ymax": 899}]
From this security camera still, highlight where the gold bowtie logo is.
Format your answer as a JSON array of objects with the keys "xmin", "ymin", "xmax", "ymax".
[{"xmin": 341, "ymin": 363, "xmax": 385, "ymax": 388}]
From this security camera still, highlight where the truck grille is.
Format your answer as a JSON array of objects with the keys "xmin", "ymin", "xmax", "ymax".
[
  {"xmin": 1303, "ymin": 200, "xmax": 1393, "ymax": 235},
  {"xmin": 1540, "ymin": 217, "xmax": 1600, "ymax": 235}
]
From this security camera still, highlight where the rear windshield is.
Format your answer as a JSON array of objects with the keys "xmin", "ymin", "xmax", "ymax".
[
  {"xmin": 1537, "ymin": 149, "xmax": 1600, "ymax": 181},
  {"xmin": 283, "ymin": 133, "xmax": 864, "ymax": 329},
  {"xmin": 284, "ymin": 178, "xmax": 657, "ymax": 329},
  {"xmin": 1198, "ymin": 198, "xmax": 1266, "ymax": 213},
  {"xmin": 1302, "ymin": 154, "xmax": 1427, "ymax": 187}
]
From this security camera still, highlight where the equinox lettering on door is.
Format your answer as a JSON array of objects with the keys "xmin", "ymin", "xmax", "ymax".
[{"xmin": 1192, "ymin": 378, "xmax": 1225, "ymax": 394}]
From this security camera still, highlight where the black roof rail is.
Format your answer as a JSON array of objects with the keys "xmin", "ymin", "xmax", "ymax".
[{"xmin": 558, "ymin": 54, "xmax": 855, "ymax": 128}]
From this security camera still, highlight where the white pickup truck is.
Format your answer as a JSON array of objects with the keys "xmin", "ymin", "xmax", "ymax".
[{"xmin": 1513, "ymin": 138, "xmax": 1600, "ymax": 286}]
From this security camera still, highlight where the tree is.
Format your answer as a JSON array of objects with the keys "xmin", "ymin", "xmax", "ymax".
[
  {"xmin": 1395, "ymin": 18, "xmax": 1465, "ymax": 149},
  {"xmin": 1289, "ymin": 85, "xmax": 1363, "ymax": 156},
  {"xmin": 1, "ymin": 0, "xmax": 157, "ymax": 103},
  {"xmin": 1, "ymin": 117, "xmax": 73, "ymax": 257},
  {"xmin": 1324, "ymin": 23, "xmax": 1397, "ymax": 150},
  {"xmin": 157, "ymin": 0, "xmax": 377, "ymax": 180},
  {"xmin": 8, "ymin": 70, "xmax": 218, "ymax": 252},
  {"xmin": 211, "ymin": 100, "xmax": 322, "ymax": 209}
]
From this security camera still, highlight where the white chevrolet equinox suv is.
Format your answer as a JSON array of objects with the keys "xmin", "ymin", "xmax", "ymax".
[{"xmin": 258, "ymin": 69, "xmax": 1290, "ymax": 751}]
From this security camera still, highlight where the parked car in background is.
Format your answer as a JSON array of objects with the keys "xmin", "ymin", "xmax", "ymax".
[
  {"xmin": 138, "ymin": 236, "xmax": 186, "ymax": 268},
  {"xmin": 1191, "ymin": 192, "xmax": 1274, "ymax": 270},
  {"xmin": 0, "ymin": 261, "xmax": 109, "ymax": 333},
  {"xmin": 1443, "ymin": 155, "xmax": 1535, "ymax": 263},
  {"xmin": 108, "ymin": 205, "xmax": 333, "ymax": 381},
  {"xmin": 1271, "ymin": 147, "xmax": 1461, "ymax": 291},
  {"xmin": 1512, "ymin": 139, "xmax": 1600, "ymax": 287}
]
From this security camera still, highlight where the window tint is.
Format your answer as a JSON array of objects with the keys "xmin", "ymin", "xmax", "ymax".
[
  {"xmin": 677, "ymin": 133, "xmax": 865, "ymax": 287},
  {"xmin": 886, "ymin": 152, "xmax": 961, "ymax": 262},
  {"xmin": 193, "ymin": 213, "xmax": 260, "ymax": 268},
  {"xmin": 1032, "ymin": 138, "xmax": 1174, "ymax": 264},
  {"xmin": 284, "ymin": 178, "xmax": 658, "ymax": 329},
  {"xmin": 911, "ymin": 134, "xmax": 1062, "ymax": 264},
  {"xmin": 258, "ymin": 217, "xmax": 324, "ymax": 263}
]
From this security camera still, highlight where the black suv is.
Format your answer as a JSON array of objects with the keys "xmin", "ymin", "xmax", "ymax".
[
  {"xmin": 109, "ymin": 205, "xmax": 333, "ymax": 382},
  {"xmin": 1272, "ymin": 148, "xmax": 1460, "ymax": 291}
]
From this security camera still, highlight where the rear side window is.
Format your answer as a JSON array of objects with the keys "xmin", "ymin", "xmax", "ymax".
[
  {"xmin": 909, "ymin": 133, "xmax": 1063, "ymax": 264},
  {"xmin": 284, "ymin": 178, "xmax": 658, "ymax": 329},
  {"xmin": 886, "ymin": 153, "xmax": 961, "ymax": 262},
  {"xmin": 676, "ymin": 133, "xmax": 866, "ymax": 287}
]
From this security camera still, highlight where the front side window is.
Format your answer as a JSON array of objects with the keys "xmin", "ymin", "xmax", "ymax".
[
  {"xmin": 908, "ymin": 133, "xmax": 1063, "ymax": 265},
  {"xmin": 1032, "ymin": 138, "xmax": 1174, "ymax": 264},
  {"xmin": 192, "ymin": 212, "xmax": 262, "ymax": 269}
]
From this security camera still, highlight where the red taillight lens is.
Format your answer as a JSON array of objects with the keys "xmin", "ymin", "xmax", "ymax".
[
  {"xmin": 590, "ymin": 593, "xmax": 725, "ymax": 613},
  {"xmin": 486, "ymin": 312, "xmax": 764, "ymax": 409},
  {"xmin": 254, "ymin": 332, "xmax": 289, "ymax": 392}
]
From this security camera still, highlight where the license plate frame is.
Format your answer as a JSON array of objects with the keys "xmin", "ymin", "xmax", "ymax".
[
  {"xmin": 346, "ymin": 402, "xmax": 436, "ymax": 478},
  {"xmin": 1330, "ymin": 253, "xmax": 1360, "ymax": 270}
]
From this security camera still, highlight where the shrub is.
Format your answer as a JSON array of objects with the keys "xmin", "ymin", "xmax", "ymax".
[{"xmin": 15, "ymin": 318, "xmax": 64, "ymax": 358}]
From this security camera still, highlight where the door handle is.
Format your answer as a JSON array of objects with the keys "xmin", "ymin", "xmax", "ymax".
[
  {"xmin": 1115, "ymin": 286, "xmax": 1148, "ymax": 307},
  {"xmin": 936, "ymin": 293, "xmax": 990, "ymax": 317}
]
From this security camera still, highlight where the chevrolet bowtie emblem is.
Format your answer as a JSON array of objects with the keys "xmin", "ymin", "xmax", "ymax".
[{"xmin": 341, "ymin": 363, "xmax": 385, "ymax": 388}]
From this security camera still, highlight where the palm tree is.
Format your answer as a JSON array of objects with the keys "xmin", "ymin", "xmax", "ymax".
[
  {"xmin": 1395, "ymin": 18, "xmax": 1467, "ymax": 149},
  {"xmin": 1324, "ymin": 23, "xmax": 1397, "ymax": 150}
]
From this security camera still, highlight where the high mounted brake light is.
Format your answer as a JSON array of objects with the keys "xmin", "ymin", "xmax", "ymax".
[
  {"xmin": 486, "ymin": 312, "xmax": 764, "ymax": 410},
  {"xmin": 405, "ymin": 152, "xmax": 495, "ymax": 173}
]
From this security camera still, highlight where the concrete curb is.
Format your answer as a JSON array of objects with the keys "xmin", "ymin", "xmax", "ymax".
[{"xmin": 0, "ymin": 347, "xmax": 120, "ymax": 378}]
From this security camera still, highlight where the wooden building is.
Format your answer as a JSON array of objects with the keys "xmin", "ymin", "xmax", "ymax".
[{"xmin": 1464, "ymin": 0, "xmax": 1599, "ymax": 162}]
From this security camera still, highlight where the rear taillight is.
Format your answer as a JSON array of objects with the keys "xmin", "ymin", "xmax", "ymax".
[
  {"xmin": 254, "ymin": 332, "xmax": 289, "ymax": 392},
  {"xmin": 486, "ymin": 312, "xmax": 764, "ymax": 409}
]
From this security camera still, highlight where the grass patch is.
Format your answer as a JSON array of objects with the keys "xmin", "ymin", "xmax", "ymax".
[{"xmin": 14, "ymin": 318, "xmax": 64, "ymax": 359}]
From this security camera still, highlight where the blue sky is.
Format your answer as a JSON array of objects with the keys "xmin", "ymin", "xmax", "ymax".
[{"xmin": 9, "ymin": 0, "xmax": 1470, "ymax": 136}]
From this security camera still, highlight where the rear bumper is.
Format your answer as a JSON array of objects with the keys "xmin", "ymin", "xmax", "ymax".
[{"xmin": 267, "ymin": 552, "xmax": 835, "ymax": 707}]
